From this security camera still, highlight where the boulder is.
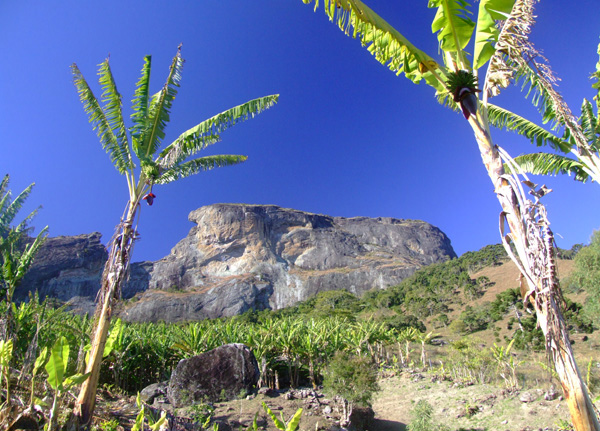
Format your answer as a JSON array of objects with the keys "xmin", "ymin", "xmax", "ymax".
[
  {"xmin": 167, "ymin": 344, "xmax": 259, "ymax": 407},
  {"xmin": 348, "ymin": 406, "xmax": 375, "ymax": 431}
]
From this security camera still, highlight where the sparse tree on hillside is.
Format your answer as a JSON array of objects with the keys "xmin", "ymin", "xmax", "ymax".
[
  {"xmin": 70, "ymin": 46, "xmax": 278, "ymax": 426},
  {"xmin": 296, "ymin": 1, "xmax": 598, "ymax": 429}
]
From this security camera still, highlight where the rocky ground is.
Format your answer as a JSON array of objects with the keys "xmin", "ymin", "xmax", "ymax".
[{"xmin": 99, "ymin": 368, "xmax": 577, "ymax": 431}]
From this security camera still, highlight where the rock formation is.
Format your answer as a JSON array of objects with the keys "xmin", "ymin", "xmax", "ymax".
[
  {"xmin": 14, "ymin": 232, "xmax": 152, "ymax": 315},
  {"xmin": 16, "ymin": 204, "xmax": 456, "ymax": 322},
  {"xmin": 121, "ymin": 204, "xmax": 455, "ymax": 322},
  {"xmin": 15, "ymin": 233, "xmax": 107, "ymax": 314},
  {"xmin": 167, "ymin": 343, "xmax": 260, "ymax": 406}
]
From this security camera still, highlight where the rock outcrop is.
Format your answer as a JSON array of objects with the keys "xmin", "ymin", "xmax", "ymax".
[
  {"xmin": 15, "ymin": 233, "xmax": 107, "ymax": 313},
  {"xmin": 121, "ymin": 204, "xmax": 455, "ymax": 322},
  {"xmin": 167, "ymin": 343, "xmax": 260, "ymax": 406},
  {"xmin": 14, "ymin": 232, "xmax": 152, "ymax": 314},
  {"xmin": 17, "ymin": 204, "xmax": 456, "ymax": 322}
]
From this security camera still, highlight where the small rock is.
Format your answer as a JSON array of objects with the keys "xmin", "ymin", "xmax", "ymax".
[
  {"xmin": 323, "ymin": 406, "xmax": 332, "ymax": 414},
  {"xmin": 520, "ymin": 392, "xmax": 537, "ymax": 403},
  {"xmin": 544, "ymin": 386, "xmax": 558, "ymax": 401},
  {"xmin": 140, "ymin": 381, "xmax": 168, "ymax": 404},
  {"xmin": 258, "ymin": 387, "xmax": 277, "ymax": 397},
  {"xmin": 411, "ymin": 373, "xmax": 424, "ymax": 382},
  {"xmin": 502, "ymin": 419, "xmax": 508, "ymax": 424}
]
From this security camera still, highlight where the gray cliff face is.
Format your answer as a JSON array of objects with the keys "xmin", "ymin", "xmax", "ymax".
[
  {"xmin": 16, "ymin": 204, "xmax": 455, "ymax": 322},
  {"xmin": 121, "ymin": 204, "xmax": 456, "ymax": 322},
  {"xmin": 15, "ymin": 233, "xmax": 151, "ymax": 314},
  {"xmin": 16, "ymin": 233, "xmax": 107, "ymax": 304}
]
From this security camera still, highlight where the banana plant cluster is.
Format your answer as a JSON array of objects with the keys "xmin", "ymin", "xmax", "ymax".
[{"xmin": 5, "ymin": 308, "xmax": 431, "ymax": 395}]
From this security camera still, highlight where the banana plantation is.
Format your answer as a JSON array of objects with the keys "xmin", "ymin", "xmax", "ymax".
[{"xmin": 1, "ymin": 295, "xmax": 427, "ymax": 397}]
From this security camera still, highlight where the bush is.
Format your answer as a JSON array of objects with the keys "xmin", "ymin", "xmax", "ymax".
[
  {"xmin": 407, "ymin": 400, "xmax": 450, "ymax": 431},
  {"xmin": 446, "ymin": 338, "xmax": 494, "ymax": 384},
  {"xmin": 323, "ymin": 352, "xmax": 379, "ymax": 409}
]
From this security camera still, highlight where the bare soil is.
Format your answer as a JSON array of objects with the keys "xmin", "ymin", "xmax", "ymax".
[{"xmin": 100, "ymin": 369, "xmax": 577, "ymax": 431}]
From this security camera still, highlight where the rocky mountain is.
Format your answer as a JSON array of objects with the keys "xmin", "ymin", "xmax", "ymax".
[{"xmin": 16, "ymin": 204, "xmax": 456, "ymax": 322}]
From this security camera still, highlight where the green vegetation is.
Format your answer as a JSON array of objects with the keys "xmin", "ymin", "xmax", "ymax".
[
  {"xmin": 262, "ymin": 402, "xmax": 302, "ymax": 431},
  {"xmin": 0, "ymin": 237, "xmax": 595, "ymax": 429},
  {"xmin": 0, "ymin": 174, "xmax": 48, "ymax": 341},
  {"xmin": 407, "ymin": 400, "xmax": 450, "ymax": 431},
  {"xmin": 323, "ymin": 351, "xmax": 379, "ymax": 426},
  {"xmin": 567, "ymin": 231, "xmax": 600, "ymax": 327},
  {"xmin": 361, "ymin": 244, "xmax": 507, "ymax": 320}
]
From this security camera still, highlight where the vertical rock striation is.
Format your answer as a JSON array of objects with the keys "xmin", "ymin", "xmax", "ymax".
[{"xmin": 122, "ymin": 204, "xmax": 456, "ymax": 322}]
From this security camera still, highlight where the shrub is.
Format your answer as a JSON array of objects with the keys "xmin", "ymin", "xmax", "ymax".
[
  {"xmin": 407, "ymin": 400, "xmax": 450, "ymax": 431},
  {"xmin": 323, "ymin": 351, "xmax": 379, "ymax": 425}
]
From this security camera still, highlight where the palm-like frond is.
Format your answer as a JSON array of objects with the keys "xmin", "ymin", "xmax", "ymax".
[
  {"xmin": 592, "ymin": 42, "xmax": 600, "ymax": 113},
  {"xmin": 436, "ymin": 91, "xmax": 461, "ymax": 113},
  {"xmin": 157, "ymin": 95, "xmax": 279, "ymax": 170},
  {"xmin": 429, "ymin": 0, "xmax": 475, "ymax": 68},
  {"xmin": 0, "ymin": 174, "xmax": 48, "ymax": 294},
  {"xmin": 487, "ymin": 104, "xmax": 570, "ymax": 152},
  {"xmin": 509, "ymin": 152, "xmax": 590, "ymax": 182},
  {"xmin": 142, "ymin": 46, "xmax": 184, "ymax": 160},
  {"xmin": 0, "ymin": 176, "xmax": 36, "ymax": 235},
  {"xmin": 71, "ymin": 64, "xmax": 130, "ymax": 174},
  {"xmin": 14, "ymin": 226, "xmax": 49, "ymax": 283},
  {"xmin": 473, "ymin": 0, "xmax": 515, "ymax": 69},
  {"xmin": 483, "ymin": 0, "xmax": 534, "ymax": 99},
  {"xmin": 579, "ymin": 99, "xmax": 600, "ymax": 152},
  {"xmin": 98, "ymin": 58, "xmax": 131, "ymax": 171},
  {"xmin": 483, "ymin": 0, "xmax": 587, "ymax": 150},
  {"xmin": 156, "ymin": 155, "xmax": 248, "ymax": 184},
  {"xmin": 301, "ymin": 0, "xmax": 446, "ymax": 92},
  {"xmin": 130, "ymin": 55, "xmax": 152, "ymax": 156}
]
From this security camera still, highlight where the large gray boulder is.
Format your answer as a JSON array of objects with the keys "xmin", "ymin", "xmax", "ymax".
[{"xmin": 167, "ymin": 343, "xmax": 259, "ymax": 406}]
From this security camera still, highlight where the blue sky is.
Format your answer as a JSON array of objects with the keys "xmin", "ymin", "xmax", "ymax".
[{"xmin": 1, "ymin": 1, "xmax": 599, "ymax": 263}]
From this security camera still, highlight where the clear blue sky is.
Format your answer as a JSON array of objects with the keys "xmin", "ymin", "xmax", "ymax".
[{"xmin": 1, "ymin": 1, "xmax": 599, "ymax": 263}]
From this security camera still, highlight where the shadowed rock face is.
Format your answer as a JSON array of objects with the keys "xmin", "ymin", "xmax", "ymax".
[
  {"xmin": 121, "ymin": 204, "xmax": 456, "ymax": 322},
  {"xmin": 15, "ymin": 233, "xmax": 107, "ymax": 305},
  {"xmin": 16, "ymin": 204, "xmax": 456, "ymax": 322},
  {"xmin": 14, "ymin": 232, "xmax": 152, "ymax": 315}
]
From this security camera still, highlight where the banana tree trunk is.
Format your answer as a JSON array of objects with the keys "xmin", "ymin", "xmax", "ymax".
[
  {"xmin": 467, "ymin": 112, "xmax": 600, "ymax": 431},
  {"xmin": 71, "ymin": 201, "xmax": 138, "ymax": 426}
]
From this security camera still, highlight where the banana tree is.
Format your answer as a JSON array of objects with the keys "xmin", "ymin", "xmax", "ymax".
[
  {"xmin": 70, "ymin": 46, "xmax": 278, "ymax": 426},
  {"xmin": 0, "ymin": 175, "xmax": 48, "ymax": 343},
  {"xmin": 296, "ymin": 1, "xmax": 598, "ymax": 429}
]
